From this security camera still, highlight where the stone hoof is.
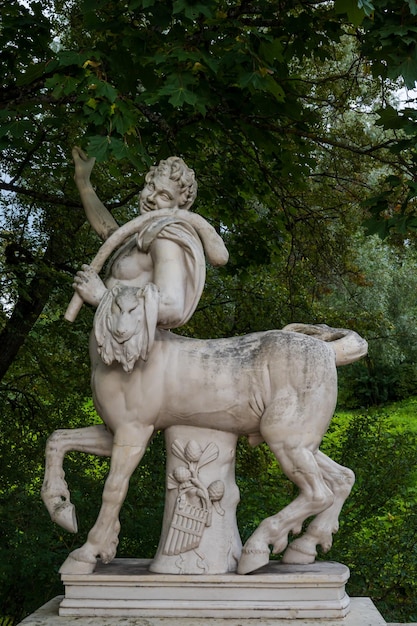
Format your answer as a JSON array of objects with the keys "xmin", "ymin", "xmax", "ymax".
[
  {"xmin": 237, "ymin": 546, "xmax": 270, "ymax": 575},
  {"xmin": 59, "ymin": 554, "xmax": 97, "ymax": 575},
  {"xmin": 51, "ymin": 500, "xmax": 78, "ymax": 534},
  {"xmin": 282, "ymin": 540, "xmax": 317, "ymax": 565}
]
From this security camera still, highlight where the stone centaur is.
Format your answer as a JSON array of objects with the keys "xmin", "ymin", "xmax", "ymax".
[{"xmin": 42, "ymin": 282, "xmax": 367, "ymax": 575}]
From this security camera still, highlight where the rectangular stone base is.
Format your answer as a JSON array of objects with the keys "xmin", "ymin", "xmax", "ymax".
[
  {"xmin": 60, "ymin": 558, "xmax": 350, "ymax": 619},
  {"xmin": 19, "ymin": 596, "xmax": 389, "ymax": 625}
]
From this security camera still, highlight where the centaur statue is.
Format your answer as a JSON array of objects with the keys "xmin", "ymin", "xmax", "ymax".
[{"xmin": 41, "ymin": 152, "xmax": 368, "ymax": 576}]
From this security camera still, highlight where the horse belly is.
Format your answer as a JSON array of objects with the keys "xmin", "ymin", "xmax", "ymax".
[{"xmin": 156, "ymin": 350, "xmax": 267, "ymax": 434}]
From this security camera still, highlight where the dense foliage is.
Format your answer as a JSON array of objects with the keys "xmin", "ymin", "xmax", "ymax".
[
  {"xmin": 238, "ymin": 402, "xmax": 417, "ymax": 622},
  {"xmin": 2, "ymin": 397, "xmax": 417, "ymax": 623},
  {"xmin": 2, "ymin": 0, "xmax": 417, "ymax": 374},
  {"xmin": 2, "ymin": 0, "xmax": 417, "ymax": 623}
]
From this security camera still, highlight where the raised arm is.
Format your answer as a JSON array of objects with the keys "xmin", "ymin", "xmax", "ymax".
[{"xmin": 72, "ymin": 147, "xmax": 119, "ymax": 241}]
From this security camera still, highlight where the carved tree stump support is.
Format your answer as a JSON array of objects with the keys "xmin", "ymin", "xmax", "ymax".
[{"xmin": 150, "ymin": 425, "xmax": 242, "ymax": 574}]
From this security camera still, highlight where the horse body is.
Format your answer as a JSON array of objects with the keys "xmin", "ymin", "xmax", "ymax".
[
  {"xmin": 42, "ymin": 284, "xmax": 367, "ymax": 576},
  {"xmin": 91, "ymin": 329, "xmax": 337, "ymax": 440}
]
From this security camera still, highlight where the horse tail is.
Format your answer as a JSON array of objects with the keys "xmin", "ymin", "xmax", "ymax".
[{"xmin": 283, "ymin": 323, "xmax": 368, "ymax": 366}]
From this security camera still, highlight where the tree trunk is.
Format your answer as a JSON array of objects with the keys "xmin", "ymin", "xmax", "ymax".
[{"xmin": 0, "ymin": 214, "xmax": 86, "ymax": 383}]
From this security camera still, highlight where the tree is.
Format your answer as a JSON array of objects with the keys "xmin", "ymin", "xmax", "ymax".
[
  {"xmin": 3, "ymin": 1, "xmax": 417, "ymax": 622},
  {"xmin": 2, "ymin": 0, "xmax": 417, "ymax": 381},
  {"xmin": 314, "ymin": 233, "xmax": 417, "ymax": 406}
]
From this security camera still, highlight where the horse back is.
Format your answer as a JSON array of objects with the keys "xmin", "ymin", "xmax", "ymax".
[{"xmin": 153, "ymin": 329, "xmax": 337, "ymax": 432}]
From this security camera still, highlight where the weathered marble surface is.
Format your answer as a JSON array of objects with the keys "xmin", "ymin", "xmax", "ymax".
[
  {"xmin": 150, "ymin": 426, "xmax": 241, "ymax": 574},
  {"xmin": 19, "ymin": 596, "xmax": 389, "ymax": 625},
  {"xmin": 41, "ymin": 153, "xmax": 368, "ymax": 579},
  {"xmin": 59, "ymin": 559, "xmax": 350, "ymax": 619}
]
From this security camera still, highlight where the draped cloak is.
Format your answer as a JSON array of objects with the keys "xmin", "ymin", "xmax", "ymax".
[{"xmin": 104, "ymin": 216, "xmax": 210, "ymax": 329}]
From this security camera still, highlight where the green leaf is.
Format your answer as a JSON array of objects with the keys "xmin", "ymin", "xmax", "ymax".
[
  {"xmin": 172, "ymin": 0, "xmax": 213, "ymax": 20},
  {"xmin": 396, "ymin": 49, "xmax": 417, "ymax": 89},
  {"xmin": 169, "ymin": 87, "xmax": 198, "ymax": 108},
  {"xmin": 375, "ymin": 106, "xmax": 404, "ymax": 130},
  {"xmin": 157, "ymin": 73, "xmax": 199, "ymax": 108},
  {"xmin": 259, "ymin": 39, "xmax": 284, "ymax": 64},
  {"xmin": 406, "ymin": 181, "xmax": 417, "ymax": 199},
  {"xmin": 57, "ymin": 50, "xmax": 92, "ymax": 68},
  {"xmin": 16, "ymin": 62, "xmax": 48, "ymax": 87},
  {"xmin": 202, "ymin": 56, "xmax": 220, "ymax": 75},
  {"xmin": 334, "ymin": 0, "xmax": 367, "ymax": 25},
  {"xmin": 363, "ymin": 216, "xmax": 392, "ymax": 239},
  {"xmin": 86, "ymin": 135, "xmax": 111, "ymax": 161},
  {"xmin": 96, "ymin": 80, "xmax": 118, "ymax": 103},
  {"xmin": 0, "ymin": 119, "xmax": 33, "ymax": 139},
  {"xmin": 264, "ymin": 75, "xmax": 285, "ymax": 102},
  {"xmin": 108, "ymin": 137, "xmax": 130, "ymax": 159},
  {"xmin": 358, "ymin": 0, "xmax": 374, "ymax": 17},
  {"xmin": 385, "ymin": 175, "xmax": 402, "ymax": 187},
  {"xmin": 237, "ymin": 71, "xmax": 285, "ymax": 101},
  {"xmin": 44, "ymin": 74, "xmax": 80, "ymax": 99},
  {"xmin": 111, "ymin": 101, "xmax": 139, "ymax": 135}
]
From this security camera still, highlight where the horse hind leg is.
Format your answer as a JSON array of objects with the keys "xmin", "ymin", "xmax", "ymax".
[
  {"xmin": 282, "ymin": 451, "xmax": 355, "ymax": 564},
  {"xmin": 41, "ymin": 424, "xmax": 113, "ymax": 533},
  {"xmin": 238, "ymin": 403, "xmax": 335, "ymax": 574}
]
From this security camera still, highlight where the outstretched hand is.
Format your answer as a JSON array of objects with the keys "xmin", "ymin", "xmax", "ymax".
[{"xmin": 72, "ymin": 146, "xmax": 96, "ymax": 183}]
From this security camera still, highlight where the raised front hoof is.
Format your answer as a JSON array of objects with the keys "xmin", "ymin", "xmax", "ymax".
[
  {"xmin": 59, "ymin": 554, "xmax": 97, "ymax": 575},
  {"xmin": 282, "ymin": 541, "xmax": 317, "ymax": 565},
  {"xmin": 51, "ymin": 501, "xmax": 78, "ymax": 534},
  {"xmin": 237, "ymin": 546, "xmax": 270, "ymax": 574}
]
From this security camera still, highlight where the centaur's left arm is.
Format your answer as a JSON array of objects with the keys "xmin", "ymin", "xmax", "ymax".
[
  {"xmin": 141, "ymin": 215, "xmax": 228, "ymax": 330},
  {"xmin": 150, "ymin": 237, "xmax": 189, "ymax": 328}
]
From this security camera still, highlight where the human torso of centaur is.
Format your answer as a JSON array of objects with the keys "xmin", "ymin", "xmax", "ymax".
[
  {"xmin": 89, "ymin": 328, "xmax": 338, "ymax": 440},
  {"xmin": 105, "ymin": 238, "xmax": 154, "ymax": 289}
]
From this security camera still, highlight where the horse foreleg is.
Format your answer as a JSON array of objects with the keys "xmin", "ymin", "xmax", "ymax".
[
  {"xmin": 41, "ymin": 425, "xmax": 113, "ymax": 533},
  {"xmin": 59, "ymin": 424, "xmax": 154, "ymax": 575},
  {"xmin": 282, "ymin": 452, "xmax": 355, "ymax": 564}
]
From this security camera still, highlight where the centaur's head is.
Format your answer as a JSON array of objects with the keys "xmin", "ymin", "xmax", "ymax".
[
  {"xmin": 139, "ymin": 157, "xmax": 197, "ymax": 214},
  {"xmin": 93, "ymin": 283, "xmax": 159, "ymax": 373}
]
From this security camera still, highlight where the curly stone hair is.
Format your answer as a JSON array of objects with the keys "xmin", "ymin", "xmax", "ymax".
[{"xmin": 145, "ymin": 156, "xmax": 197, "ymax": 209}]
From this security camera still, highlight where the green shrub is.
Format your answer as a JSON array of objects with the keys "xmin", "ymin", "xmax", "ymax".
[
  {"xmin": 322, "ymin": 410, "xmax": 417, "ymax": 622},
  {"xmin": 3, "ymin": 397, "xmax": 417, "ymax": 623}
]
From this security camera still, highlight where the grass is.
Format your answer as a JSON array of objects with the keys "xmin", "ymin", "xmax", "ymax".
[{"xmin": 336, "ymin": 395, "xmax": 417, "ymax": 431}]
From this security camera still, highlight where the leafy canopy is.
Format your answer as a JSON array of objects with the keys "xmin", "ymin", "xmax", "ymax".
[{"xmin": 3, "ymin": 4, "xmax": 417, "ymax": 622}]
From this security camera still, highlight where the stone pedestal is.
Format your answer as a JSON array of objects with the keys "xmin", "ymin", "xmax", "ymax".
[
  {"xmin": 19, "ymin": 596, "xmax": 389, "ymax": 625},
  {"xmin": 59, "ymin": 558, "xmax": 351, "ymax": 619},
  {"xmin": 150, "ymin": 425, "xmax": 241, "ymax": 575}
]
